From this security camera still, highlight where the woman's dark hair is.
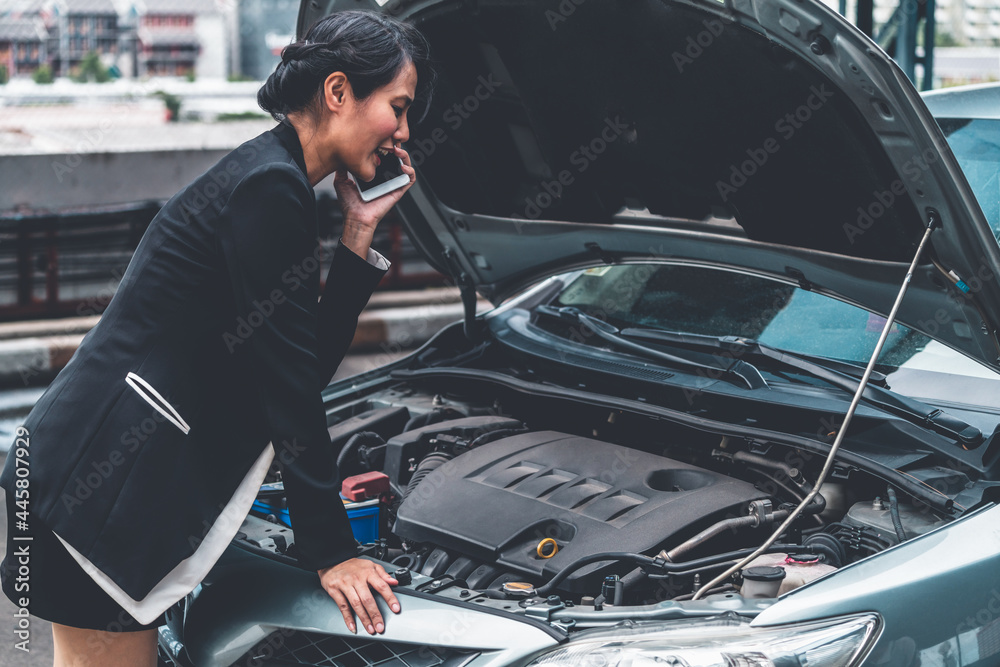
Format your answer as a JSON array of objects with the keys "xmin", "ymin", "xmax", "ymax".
[{"xmin": 258, "ymin": 10, "xmax": 435, "ymax": 124}]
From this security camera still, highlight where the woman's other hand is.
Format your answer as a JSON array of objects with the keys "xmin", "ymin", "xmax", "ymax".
[
  {"xmin": 334, "ymin": 145, "xmax": 416, "ymax": 258},
  {"xmin": 318, "ymin": 558, "xmax": 401, "ymax": 634}
]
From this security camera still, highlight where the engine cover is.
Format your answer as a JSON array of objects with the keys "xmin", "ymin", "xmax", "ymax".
[{"xmin": 394, "ymin": 430, "xmax": 765, "ymax": 591}]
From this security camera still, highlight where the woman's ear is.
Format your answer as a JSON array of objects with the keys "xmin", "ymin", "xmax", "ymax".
[{"xmin": 322, "ymin": 71, "xmax": 351, "ymax": 113}]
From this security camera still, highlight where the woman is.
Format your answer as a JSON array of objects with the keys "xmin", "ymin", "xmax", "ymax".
[{"xmin": 0, "ymin": 10, "xmax": 435, "ymax": 665}]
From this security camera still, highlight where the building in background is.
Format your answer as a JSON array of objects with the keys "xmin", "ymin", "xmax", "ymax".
[
  {"xmin": 0, "ymin": 0, "xmax": 121, "ymax": 77},
  {"xmin": 236, "ymin": 0, "xmax": 296, "ymax": 80},
  {"xmin": 43, "ymin": 0, "xmax": 118, "ymax": 76},
  {"xmin": 0, "ymin": 0, "xmax": 234, "ymax": 78},
  {"xmin": 190, "ymin": 0, "xmax": 228, "ymax": 78},
  {"xmin": 0, "ymin": 15, "xmax": 46, "ymax": 76},
  {"xmin": 134, "ymin": 0, "xmax": 198, "ymax": 77},
  {"xmin": 131, "ymin": 0, "xmax": 229, "ymax": 78}
]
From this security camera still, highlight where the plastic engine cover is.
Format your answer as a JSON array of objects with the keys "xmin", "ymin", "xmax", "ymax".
[{"xmin": 394, "ymin": 430, "xmax": 765, "ymax": 591}]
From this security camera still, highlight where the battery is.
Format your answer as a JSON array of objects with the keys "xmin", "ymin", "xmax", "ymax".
[{"xmin": 250, "ymin": 494, "xmax": 380, "ymax": 544}]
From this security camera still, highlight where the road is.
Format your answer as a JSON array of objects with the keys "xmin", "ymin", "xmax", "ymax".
[{"xmin": 0, "ymin": 350, "xmax": 406, "ymax": 665}]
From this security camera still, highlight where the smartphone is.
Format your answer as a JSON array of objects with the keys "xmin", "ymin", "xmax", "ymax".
[{"xmin": 350, "ymin": 153, "xmax": 410, "ymax": 202}]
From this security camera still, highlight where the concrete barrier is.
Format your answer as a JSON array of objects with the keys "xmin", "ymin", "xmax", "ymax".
[{"xmin": 0, "ymin": 130, "xmax": 335, "ymax": 213}]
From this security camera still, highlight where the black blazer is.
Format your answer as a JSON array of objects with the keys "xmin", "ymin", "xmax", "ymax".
[{"xmin": 0, "ymin": 121, "xmax": 386, "ymax": 602}]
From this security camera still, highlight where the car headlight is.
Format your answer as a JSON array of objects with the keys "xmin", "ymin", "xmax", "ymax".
[{"xmin": 528, "ymin": 613, "xmax": 879, "ymax": 667}]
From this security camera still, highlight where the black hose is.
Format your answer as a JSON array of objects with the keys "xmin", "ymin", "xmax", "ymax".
[
  {"xmin": 620, "ymin": 567, "xmax": 648, "ymax": 594},
  {"xmin": 535, "ymin": 544, "xmax": 802, "ymax": 596},
  {"xmin": 732, "ymin": 451, "xmax": 804, "ymax": 486},
  {"xmin": 886, "ymin": 485, "xmax": 908, "ymax": 543},
  {"xmin": 804, "ymin": 490, "xmax": 826, "ymax": 515},
  {"xmin": 645, "ymin": 545, "xmax": 805, "ymax": 579},
  {"xmin": 646, "ymin": 560, "xmax": 752, "ymax": 579},
  {"xmin": 336, "ymin": 431, "xmax": 384, "ymax": 474},
  {"xmin": 402, "ymin": 451, "xmax": 454, "ymax": 502},
  {"xmin": 535, "ymin": 552, "xmax": 655, "ymax": 596},
  {"xmin": 745, "ymin": 468, "xmax": 824, "ymax": 527}
]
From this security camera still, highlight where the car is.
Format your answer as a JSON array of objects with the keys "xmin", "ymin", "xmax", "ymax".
[{"xmin": 156, "ymin": 0, "xmax": 1000, "ymax": 665}]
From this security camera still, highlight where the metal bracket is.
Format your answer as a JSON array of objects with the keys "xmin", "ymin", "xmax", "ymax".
[
  {"xmin": 523, "ymin": 599, "xmax": 566, "ymax": 621},
  {"xmin": 415, "ymin": 575, "xmax": 460, "ymax": 594},
  {"xmin": 748, "ymin": 498, "xmax": 773, "ymax": 527},
  {"xmin": 550, "ymin": 618, "xmax": 577, "ymax": 632}
]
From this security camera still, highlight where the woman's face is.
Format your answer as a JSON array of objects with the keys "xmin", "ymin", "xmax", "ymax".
[{"xmin": 337, "ymin": 60, "xmax": 418, "ymax": 183}]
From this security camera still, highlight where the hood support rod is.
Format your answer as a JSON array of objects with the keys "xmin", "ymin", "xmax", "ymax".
[{"xmin": 693, "ymin": 213, "xmax": 939, "ymax": 600}]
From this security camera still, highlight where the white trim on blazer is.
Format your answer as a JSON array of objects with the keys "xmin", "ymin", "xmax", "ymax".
[
  {"xmin": 124, "ymin": 371, "xmax": 191, "ymax": 435},
  {"xmin": 53, "ymin": 442, "xmax": 275, "ymax": 625}
]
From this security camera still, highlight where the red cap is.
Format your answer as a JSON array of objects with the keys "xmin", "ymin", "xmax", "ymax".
[{"xmin": 341, "ymin": 471, "xmax": 391, "ymax": 501}]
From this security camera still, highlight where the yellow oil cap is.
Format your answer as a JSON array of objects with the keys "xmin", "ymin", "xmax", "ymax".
[{"xmin": 536, "ymin": 538, "xmax": 559, "ymax": 558}]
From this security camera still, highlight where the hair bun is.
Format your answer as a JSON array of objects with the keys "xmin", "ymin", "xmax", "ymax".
[
  {"xmin": 257, "ymin": 10, "xmax": 435, "ymax": 123},
  {"xmin": 280, "ymin": 41, "xmax": 333, "ymax": 64}
]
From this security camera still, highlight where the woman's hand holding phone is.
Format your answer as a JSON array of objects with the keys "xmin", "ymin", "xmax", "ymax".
[{"xmin": 333, "ymin": 145, "xmax": 415, "ymax": 258}]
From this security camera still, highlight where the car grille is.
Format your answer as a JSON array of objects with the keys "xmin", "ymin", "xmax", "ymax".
[{"xmin": 236, "ymin": 629, "xmax": 478, "ymax": 666}]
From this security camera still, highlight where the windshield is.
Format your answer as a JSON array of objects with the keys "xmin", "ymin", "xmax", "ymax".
[
  {"xmin": 550, "ymin": 264, "xmax": 1000, "ymax": 419},
  {"xmin": 937, "ymin": 118, "xmax": 1000, "ymax": 241}
]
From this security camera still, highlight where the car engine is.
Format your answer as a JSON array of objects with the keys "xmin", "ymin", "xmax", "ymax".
[
  {"xmin": 241, "ymin": 373, "xmax": 955, "ymax": 607},
  {"xmin": 392, "ymin": 424, "xmax": 765, "ymax": 592}
]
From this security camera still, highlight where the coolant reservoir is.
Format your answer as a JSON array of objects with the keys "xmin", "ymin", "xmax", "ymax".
[{"xmin": 739, "ymin": 552, "xmax": 837, "ymax": 596}]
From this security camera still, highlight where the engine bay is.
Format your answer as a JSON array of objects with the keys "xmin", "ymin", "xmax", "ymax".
[{"xmin": 238, "ymin": 359, "xmax": 961, "ymax": 610}]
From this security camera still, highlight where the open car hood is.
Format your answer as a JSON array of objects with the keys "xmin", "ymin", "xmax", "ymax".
[{"xmin": 300, "ymin": 0, "xmax": 1000, "ymax": 372}]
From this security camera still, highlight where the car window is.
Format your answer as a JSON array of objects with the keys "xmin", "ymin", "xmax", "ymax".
[
  {"xmin": 937, "ymin": 118, "xmax": 1000, "ymax": 241},
  {"xmin": 552, "ymin": 264, "xmax": 1000, "ymax": 410}
]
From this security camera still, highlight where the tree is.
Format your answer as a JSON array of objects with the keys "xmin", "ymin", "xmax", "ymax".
[
  {"xmin": 0, "ymin": 64, "xmax": 8, "ymax": 85},
  {"xmin": 935, "ymin": 31, "xmax": 960, "ymax": 47},
  {"xmin": 73, "ymin": 51, "xmax": 110, "ymax": 83},
  {"xmin": 32, "ymin": 64, "xmax": 53, "ymax": 84}
]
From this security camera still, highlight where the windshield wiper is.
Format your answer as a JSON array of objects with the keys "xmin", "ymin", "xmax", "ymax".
[
  {"xmin": 621, "ymin": 326, "xmax": 983, "ymax": 448},
  {"xmin": 534, "ymin": 305, "xmax": 767, "ymax": 390},
  {"xmin": 622, "ymin": 328, "xmax": 887, "ymax": 384}
]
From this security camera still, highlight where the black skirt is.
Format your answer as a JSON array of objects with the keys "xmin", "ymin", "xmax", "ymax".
[{"xmin": 0, "ymin": 488, "xmax": 166, "ymax": 632}]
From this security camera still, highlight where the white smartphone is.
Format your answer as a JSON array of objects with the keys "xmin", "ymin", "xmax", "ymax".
[{"xmin": 350, "ymin": 153, "xmax": 410, "ymax": 202}]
